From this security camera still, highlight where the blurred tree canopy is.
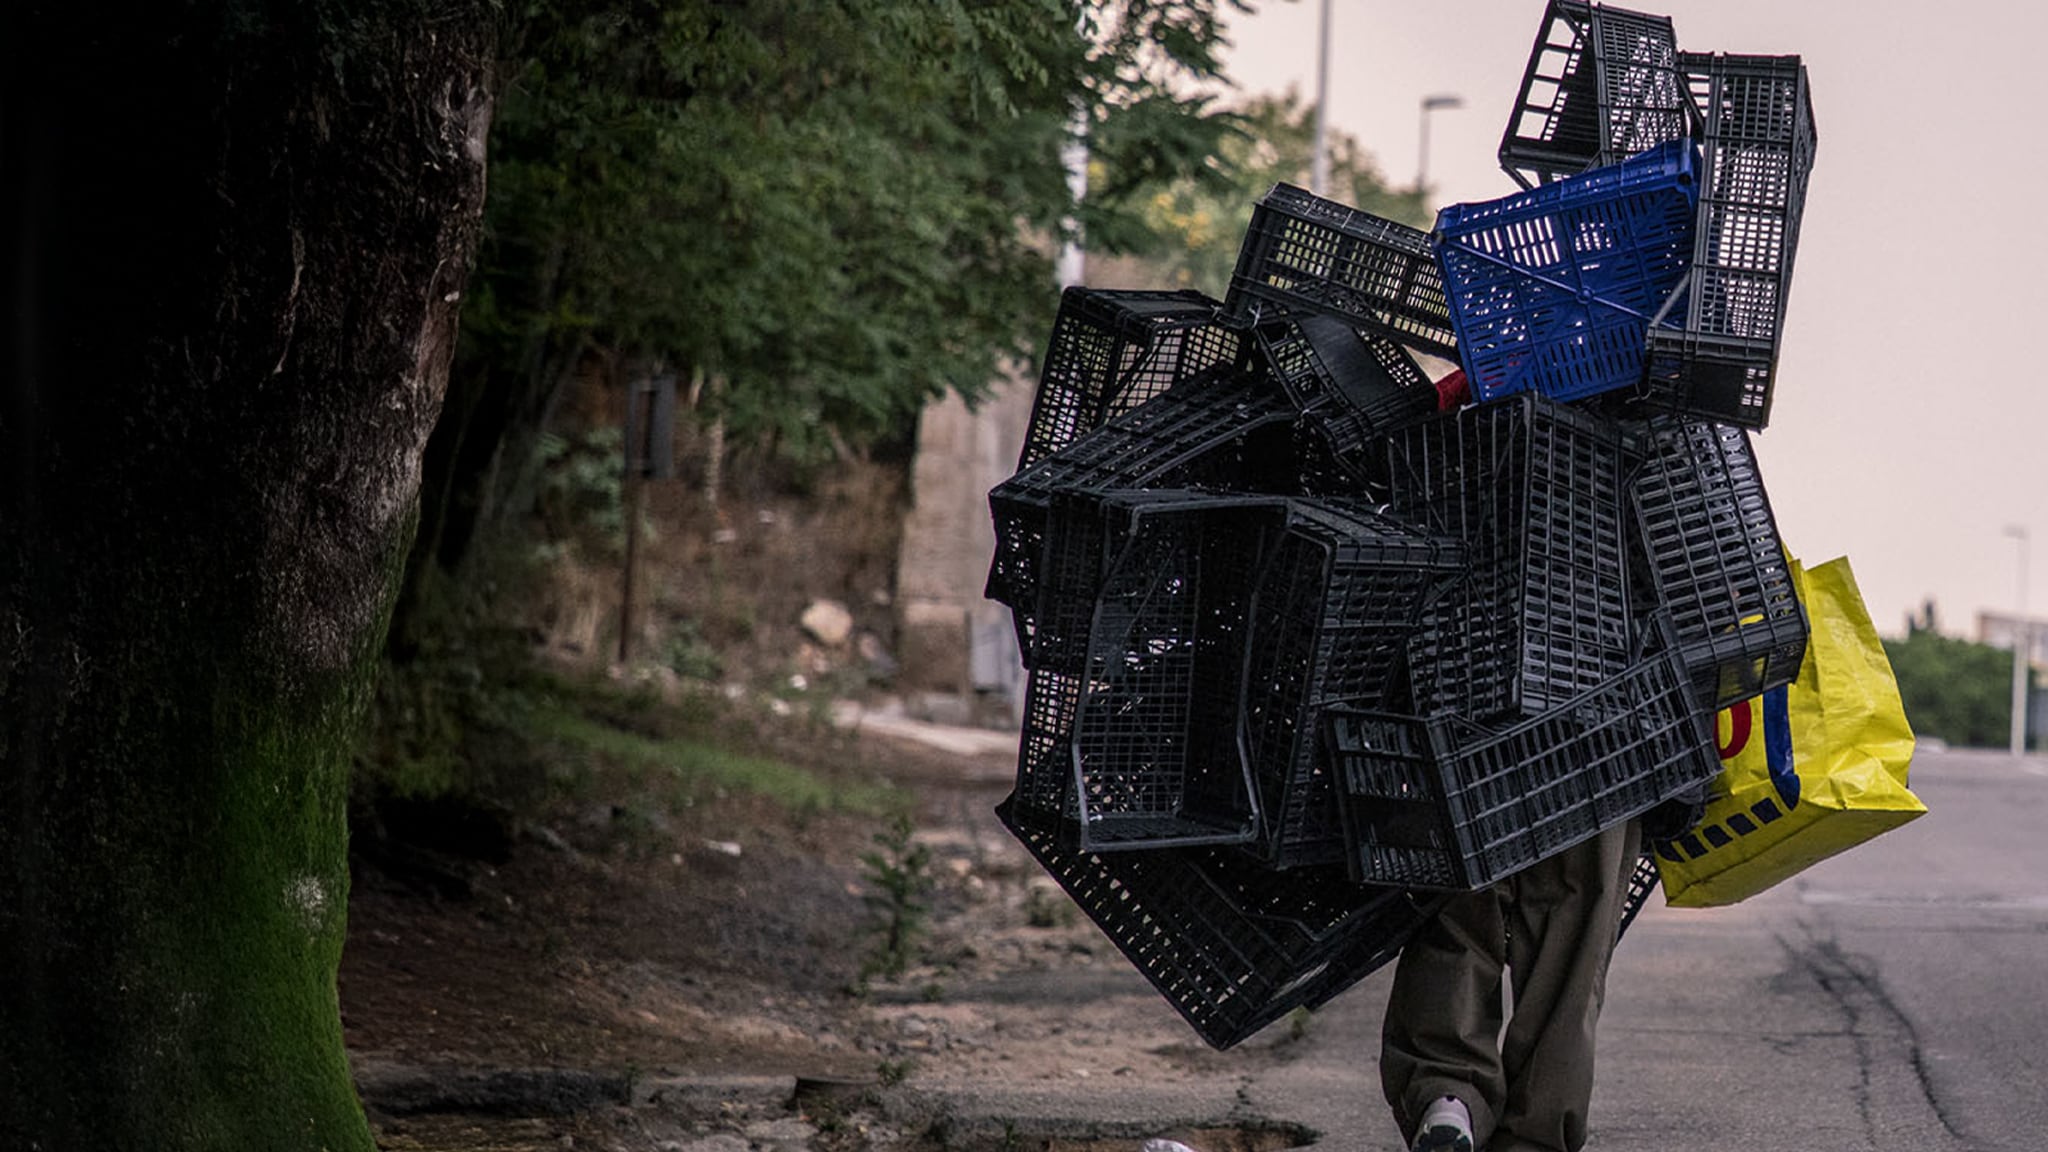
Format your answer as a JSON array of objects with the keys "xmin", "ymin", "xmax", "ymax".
[
  {"xmin": 1884, "ymin": 602, "xmax": 2036, "ymax": 749},
  {"xmin": 407, "ymin": 0, "xmax": 1255, "ymax": 624},
  {"xmin": 1137, "ymin": 87, "xmax": 1430, "ymax": 298}
]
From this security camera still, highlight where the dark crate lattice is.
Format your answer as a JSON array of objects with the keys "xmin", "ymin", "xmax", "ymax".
[
  {"xmin": 1008, "ymin": 490, "xmax": 1287, "ymax": 851},
  {"xmin": 1219, "ymin": 183, "xmax": 1458, "ymax": 359},
  {"xmin": 1385, "ymin": 394, "xmax": 1634, "ymax": 723},
  {"xmin": 1498, "ymin": 0, "xmax": 1696, "ymax": 189},
  {"xmin": 985, "ymin": 370, "xmax": 1297, "ymax": 664},
  {"xmin": 1018, "ymin": 287, "xmax": 1245, "ymax": 470},
  {"xmin": 997, "ymin": 797, "xmax": 1447, "ymax": 1050},
  {"xmin": 1628, "ymin": 417, "xmax": 1806, "ymax": 710},
  {"xmin": 1642, "ymin": 52, "xmax": 1817, "ymax": 429},
  {"xmin": 1253, "ymin": 314, "xmax": 1438, "ymax": 481},
  {"xmin": 1326, "ymin": 636, "xmax": 1718, "ymax": 890},
  {"xmin": 1617, "ymin": 850, "xmax": 1662, "ymax": 941},
  {"xmin": 1238, "ymin": 498, "xmax": 1465, "ymax": 869}
]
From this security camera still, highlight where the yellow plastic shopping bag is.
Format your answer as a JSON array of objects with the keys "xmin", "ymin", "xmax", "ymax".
[{"xmin": 1655, "ymin": 555, "xmax": 1925, "ymax": 907}]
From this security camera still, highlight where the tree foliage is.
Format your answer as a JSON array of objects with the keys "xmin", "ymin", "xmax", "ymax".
[
  {"xmin": 467, "ymin": 0, "xmax": 1249, "ymax": 464},
  {"xmin": 1883, "ymin": 603, "xmax": 2036, "ymax": 749},
  {"xmin": 1137, "ymin": 87, "xmax": 1431, "ymax": 298},
  {"xmin": 395, "ymin": 0, "xmax": 1256, "ymax": 662}
]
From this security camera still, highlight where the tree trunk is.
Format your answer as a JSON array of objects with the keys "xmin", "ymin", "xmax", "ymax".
[{"xmin": 0, "ymin": 3, "xmax": 492, "ymax": 1147}]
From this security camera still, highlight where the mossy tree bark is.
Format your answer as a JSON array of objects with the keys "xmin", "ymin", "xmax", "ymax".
[{"xmin": 0, "ymin": 2, "xmax": 492, "ymax": 1147}]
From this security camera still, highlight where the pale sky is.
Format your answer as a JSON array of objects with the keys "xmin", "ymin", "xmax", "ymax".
[{"xmin": 1214, "ymin": 0, "xmax": 2048, "ymax": 639}]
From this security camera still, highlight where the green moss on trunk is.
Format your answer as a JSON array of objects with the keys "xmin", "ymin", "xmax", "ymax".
[{"xmin": 0, "ymin": 2, "xmax": 492, "ymax": 1147}]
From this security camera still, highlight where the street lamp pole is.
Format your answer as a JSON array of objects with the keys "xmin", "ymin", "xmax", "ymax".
[
  {"xmin": 2008, "ymin": 524, "xmax": 2031, "ymax": 757},
  {"xmin": 1417, "ymin": 93, "xmax": 1466, "ymax": 196},
  {"xmin": 1312, "ymin": 0, "xmax": 1332, "ymax": 197}
]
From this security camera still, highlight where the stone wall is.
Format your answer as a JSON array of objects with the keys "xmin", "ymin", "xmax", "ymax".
[{"xmin": 893, "ymin": 367, "xmax": 1033, "ymax": 723}]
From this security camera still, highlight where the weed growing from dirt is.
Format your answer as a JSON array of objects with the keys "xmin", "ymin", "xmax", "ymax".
[
  {"xmin": 1024, "ymin": 885, "xmax": 1077, "ymax": 929},
  {"xmin": 858, "ymin": 814, "xmax": 933, "ymax": 984}
]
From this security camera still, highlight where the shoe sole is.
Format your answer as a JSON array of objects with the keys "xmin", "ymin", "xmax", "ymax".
[{"xmin": 1410, "ymin": 1124, "xmax": 1473, "ymax": 1152}]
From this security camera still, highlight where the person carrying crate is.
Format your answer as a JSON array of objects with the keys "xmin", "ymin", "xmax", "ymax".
[{"xmin": 1379, "ymin": 818, "xmax": 1644, "ymax": 1152}]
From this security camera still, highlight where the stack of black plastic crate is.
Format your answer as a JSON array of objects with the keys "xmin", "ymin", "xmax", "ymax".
[{"xmin": 983, "ymin": 0, "xmax": 1818, "ymax": 1049}]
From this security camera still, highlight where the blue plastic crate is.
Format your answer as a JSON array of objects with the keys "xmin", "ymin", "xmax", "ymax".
[{"xmin": 1434, "ymin": 137, "xmax": 1698, "ymax": 404}]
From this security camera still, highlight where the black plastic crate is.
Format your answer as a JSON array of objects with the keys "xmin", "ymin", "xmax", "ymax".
[
  {"xmin": 1325, "ymin": 636, "xmax": 1719, "ymax": 890},
  {"xmin": 1628, "ymin": 417, "xmax": 1806, "ymax": 709},
  {"xmin": 1011, "ymin": 664, "xmax": 1086, "ymax": 836},
  {"xmin": 1253, "ymin": 314, "xmax": 1438, "ymax": 478},
  {"xmin": 996, "ymin": 797, "xmax": 1447, "ymax": 1050},
  {"xmin": 1218, "ymin": 184, "xmax": 1458, "ymax": 359},
  {"xmin": 1292, "ymin": 417, "xmax": 1382, "ymax": 501},
  {"xmin": 1239, "ymin": 498, "xmax": 1465, "ymax": 869},
  {"xmin": 1019, "ymin": 287, "xmax": 1246, "ymax": 470},
  {"xmin": 1498, "ymin": 0, "xmax": 1696, "ymax": 189},
  {"xmin": 985, "ymin": 369, "xmax": 1297, "ymax": 662},
  {"xmin": 1642, "ymin": 52, "xmax": 1817, "ymax": 429},
  {"xmin": 1384, "ymin": 394, "xmax": 1633, "ymax": 722},
  {"xmin": 1616, "ymin": 850, "xmax": 1661, "ymax": 942},
  {"xmin": 1007, "ymin": 490, "xmax": 1286, "ymax": 851}
]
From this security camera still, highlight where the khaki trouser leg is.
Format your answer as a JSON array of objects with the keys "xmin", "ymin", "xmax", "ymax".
[
  {"xmin": 1491, "ymin": 819, "xmax": 1641, "ymax": 1152},
  {"xmin": 1380, "ymin": 876, "xmax": 1510, "ymax": 1146},
  {"xmin": 1381, "ymin": 820, "xmax": 1642, "ymax": 1152}
]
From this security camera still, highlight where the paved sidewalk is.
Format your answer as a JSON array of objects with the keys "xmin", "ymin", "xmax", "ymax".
[{"xmin": 868, "ymin": 883, "xmax": 1959, "ymax": 1152}]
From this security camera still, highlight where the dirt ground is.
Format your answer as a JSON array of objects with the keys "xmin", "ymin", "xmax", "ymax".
[
  {"xmin": 339, "ymin": 436, "xmax": 1329, "ymax": 1151},
  {"xmin": 340, "ymin": 715, "xmax": 1319, "ymax": 1152}
]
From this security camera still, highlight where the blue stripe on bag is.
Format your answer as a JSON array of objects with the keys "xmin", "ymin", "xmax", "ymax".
[{"xmin": 1764, "ymin": 685, "xmax": 1799, "ymax": 809}]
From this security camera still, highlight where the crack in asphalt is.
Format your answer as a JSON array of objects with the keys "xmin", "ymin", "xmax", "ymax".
[{"xmin": 1777, "ymin": 920, "xmax": 1965, "ymax": 1147}]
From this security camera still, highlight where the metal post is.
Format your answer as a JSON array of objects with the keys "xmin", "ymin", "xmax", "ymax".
[
  {"xmin": 1312, "ymin": 0, "xmax": 1332, "ymax": 197},
  {"xmin": 1417, "ymin": 100, "xmax": 1428, "ymax": 194},
  {"xmin": 618, "ymin": 375, "xmax": 661, "ymax": 666},
  {"xmin": 2009, "ymin": 525, "xmax": 2031, "ymax": 756},
  {"xmin": 1417, "ymin": 94, "xmax": 1466, "ymax": 195}
]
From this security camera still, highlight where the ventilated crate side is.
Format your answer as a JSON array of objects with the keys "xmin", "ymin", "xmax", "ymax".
[
  {"xmin": 1436, "ymin": 138, "xmax": 1698, "ymax": 405},
  {"xmin": 1018, "ymin": 488, "xmax": 1138, "ymax": 678},
  {"xmin": 1254, "ymin": 315, "xmax": 1437, "ymax": 472},
  {"xmin": 1326, "ymin": 712, "xmax": 1458, "ymax": 887},
  {"xmin": 1642, "ymin": 53, "xmax": 1817, "ymax": 429},
  {"xmin": 1020, "ymin": 287, "xmax": 1245, "ymax": 470},
  {"xmin": 1439, "ymin": 642, "xmax": 1716, "ymax": 888},
  {"xmin": 1006, "ymin": 491, "xmax": 1289, "ymax": 849},
  {"xmin": 986, "ymin": 372, "xmax": 1294, "ymax": 662},
  {"xmin": 1010, "ymin": 491, "xmax": 1226, "ymax": 825},
  {"xmin": 1387, "ymin": 396, "xmax": 1632, "ymax": 722},
  {"xmin": 1616, "ymin": 850, "xmax": 1661, "ymax": 941},
  {"xmin": 1498, "ymin": 0, "xmax": 1602, "ymax": 188},
  {"xmin": 1066, "ymin": 495, "xmax": 1286, "ymax": 850},
  {"xmin": 1010, "ymin": 666, "xmax": 1085, "ymax": 833},
  {"xmin": 1590, "ymin": 4, "xmax": 1695, "ymax": 165},
  {"xmin": 1240, "ymin": 500, "xmax": 1464, "ymax": 868},
  {"xmin": 997, "ymin": 799, "xmax": 1446, "ymax": 1050},
  {"xmin": 1498, "ymin": 0, "xmax": 1692, "ymax": 190},
  {"xmin": 1629, "ymin": 418, "xmax": 1806, "ymax": 709},
  {"xmin": 1220, "ymin": 184, "xmax": 1458, "ymax": 359},
  {"xmin": 1327, "ymin": 641, "xmax": 1717, "ymax": 890}
]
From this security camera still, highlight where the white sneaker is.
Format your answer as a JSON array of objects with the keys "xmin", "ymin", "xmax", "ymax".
[{"xmin": 1410, "ymin": 1095, "xmax": 1473, "ymax": 1152}]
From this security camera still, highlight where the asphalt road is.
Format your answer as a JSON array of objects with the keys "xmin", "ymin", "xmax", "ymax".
[
  {"xmin": 1565, "ymin": 745, "xmax": 2046, "ymax": 1151},
  {"xmin": 897, "ymin": 747, "xmax": 2048, "ymax": 1152}
]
